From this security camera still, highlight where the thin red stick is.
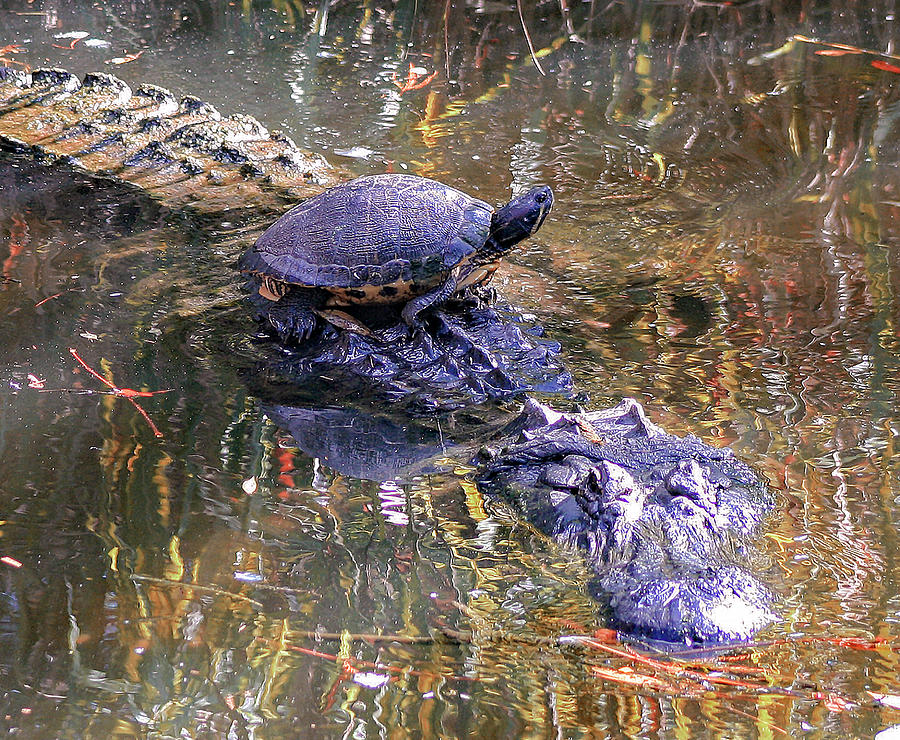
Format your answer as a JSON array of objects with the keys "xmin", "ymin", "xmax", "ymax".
[
  {"xmin": 34, "ymin": 293, "xmax": 63, "ymax": 308},
  {"xmin": 122, "ymin": 395, "xmax": 164, "ymax": 438},
  {"xmin": 68, "ymin": 347, "xmax": 167, "ymax": 438},
  {"xmin": 288, "ymin": 644, "xmax": 476, "ymax": 682},
  {"xmin": 69, "ymin": 347, "xmax": 119, "ymax": 391}
]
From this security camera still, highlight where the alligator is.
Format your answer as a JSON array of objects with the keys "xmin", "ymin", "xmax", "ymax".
[
  {"xmin": 0, "ymin": 65, "xmax": 778, "ymax": 644},
  {"xmin": 0, "ymin": 65, "xmax": 569, "ymax": 409},
  {"xmin": 245, "ymin": 292, "xmax": 572, "ymax": 411},
  {"xmin": 258, "ymin": 394, "xmax": 777, "ymax": 645},
  {"xmin": 477, "ymin": 398, "xmax": 777, "ymax": 644},
  {"xmin": 0, "ymin": 66, "xmax": 342, "ymax": 215}
]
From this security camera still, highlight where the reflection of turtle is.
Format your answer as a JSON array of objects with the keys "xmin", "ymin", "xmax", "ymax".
[
  {"xmin": 263, "ymin": 405, "xmax": 448, "ymax": 480},
  {"xmin": 238, "ymin": 174, "xmax": 553, "ymax": 342}
]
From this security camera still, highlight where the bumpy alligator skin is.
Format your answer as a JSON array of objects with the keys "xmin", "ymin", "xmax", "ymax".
[
  {"xmin": 477, "ymin": 399, "xmax": 777, "ymax": 644},
  {"xmin": 246, "ymin": 293, "xmax": 572, "ymax": 412},
  {"xmin": 0, "ymin": 66, "xmax": 343, "ymax": 214}
]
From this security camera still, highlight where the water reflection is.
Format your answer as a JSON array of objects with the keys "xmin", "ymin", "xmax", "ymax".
[
  {"xmin": 260, "ymin": 404, "xmax": 452, "ymax": 480},
  {"xmin": 1, "ymin": 0, "xmax": 900, "ymax": 737}
]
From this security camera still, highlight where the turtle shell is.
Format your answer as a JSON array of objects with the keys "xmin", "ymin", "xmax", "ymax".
[{"xmin": 239, "ymin": 174, "xmax": 494, "ymax": 301}]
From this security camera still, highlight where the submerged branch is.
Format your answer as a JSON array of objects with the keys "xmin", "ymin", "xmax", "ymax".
[
  {"xmin": 131, "ymin": 574, "xmax": 265, "ymax": 609},
  {"xmin": 516, "ymin": 0, "xmax": 546, "ymax": 75}
]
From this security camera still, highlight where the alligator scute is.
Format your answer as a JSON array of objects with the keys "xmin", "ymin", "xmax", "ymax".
[{"xmin": 0, "ymin": 65, "xmax": 344, "ymax": 214}]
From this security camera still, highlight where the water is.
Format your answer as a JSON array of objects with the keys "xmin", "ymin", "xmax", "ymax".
[{"xmin": 1, "ymin": 1, "xmax": 899, "ymax": 737}]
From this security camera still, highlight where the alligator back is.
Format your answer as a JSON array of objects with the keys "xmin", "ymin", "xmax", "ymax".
[{"xmin": 0, "ymin": 67, "xmax": 343, "ymax": 214}]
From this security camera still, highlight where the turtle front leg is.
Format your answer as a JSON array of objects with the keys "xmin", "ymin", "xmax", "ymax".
[
  {"xmin": 400, "ymin": 267, "xmax": 461, "ymax": 327},
  {"xmin": 250, "ymin": 285, "xmax": 326, "ymax": 344}
]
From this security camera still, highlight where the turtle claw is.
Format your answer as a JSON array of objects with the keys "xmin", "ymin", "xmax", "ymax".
[
  {"xmin": 249, "ymin": 284, "xmax": 325, "ymax": 345},
  {"xmin": 269, "ymin": 309, "xmax": 317, "ymax": 345}
]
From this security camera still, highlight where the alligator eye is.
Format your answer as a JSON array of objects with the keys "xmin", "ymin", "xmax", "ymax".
[{"xmin": 535, "ymin": 191, "xmax": 548, "ymax": 204}]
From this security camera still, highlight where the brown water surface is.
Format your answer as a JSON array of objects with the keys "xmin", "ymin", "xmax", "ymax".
[{"xmin": 1, "ymin": 2, "xmax": 899, "ymax": 737}]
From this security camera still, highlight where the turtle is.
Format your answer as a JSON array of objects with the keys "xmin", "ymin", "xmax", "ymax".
[{"xmin": 238, "ymin": 173, "xmax": 553, "ymax": 342}]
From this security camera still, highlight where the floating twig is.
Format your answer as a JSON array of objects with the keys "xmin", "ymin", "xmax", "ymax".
[
  {"xmin": 52, "ymin": 37, "xmax": 81, "ymax": 50},
  {"xmin": 392, "ymin": 62, "xmax": 438, "ymax": 94},
  {"xmin": 0, "ymin": 43, "xmax": 27, "ymax": 67},
  {"xmin": 131, "ymin": 574, "xmax": 264, "ymax": 609},
  {"xmin": 34, "ymin": 292, "xmax": 63, "ymax": 308},
  {"xmin": 791, "ymin": 34, "xmax": 900, "ymax": 62},
  {"xmin": 294, "ymin": 630, "xmax": 440, "ymax": 645},
  {"xmin": 68, "ymin": 347, "xmax": 171, "ymax": 438},
  {"xmin": 287, "ymin": 643, "xmax": 478, "ymax": 683},
  {"xmin": 107, "ymin": 50, "xmax": 144, "ymax": 65}
]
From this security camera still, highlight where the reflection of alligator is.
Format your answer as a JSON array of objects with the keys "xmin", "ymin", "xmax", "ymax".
[
  {"xmin": 0, "ymin": 67, "xmax": 342, "ymax": 214},
  {"xmin": 261, "ymin": 395, "xmax": 777, "ymax": 644},
  {"xmin": 477, "ymin": 399, "xmax": 776, "ymax": 644}
]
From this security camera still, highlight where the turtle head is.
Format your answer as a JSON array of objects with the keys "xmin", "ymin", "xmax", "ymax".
[{"xmin": 488, "ymin": 185, "xmax": 553, "ymax": 254}]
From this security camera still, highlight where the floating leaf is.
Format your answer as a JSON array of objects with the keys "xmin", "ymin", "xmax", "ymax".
[
  {"xmin": 815, "ymin": 49, "xmax": 861, "ymax": 56},
  {"xmin": 872, "ymin": 60, "xmax": 900, "ymax": 73}
]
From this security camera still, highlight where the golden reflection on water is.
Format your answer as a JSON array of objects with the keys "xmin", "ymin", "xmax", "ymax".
[{"xmin": 1, "ymin": 0, "xmax": 900, "ymax": 737}]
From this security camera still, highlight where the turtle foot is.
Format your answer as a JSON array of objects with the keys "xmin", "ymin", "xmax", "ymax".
[
  {"xmin": 267, "ymin": 306, "xmax": 318, "ymax": 344},
  {"xmin": 249, "ymin": 286, "xmax": 324, "ymax": 345}
]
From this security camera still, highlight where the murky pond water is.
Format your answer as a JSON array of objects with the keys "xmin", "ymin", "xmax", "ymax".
[{"xmin": 1, "ymin": 1, "xmax": 899, "ymax": 737}]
